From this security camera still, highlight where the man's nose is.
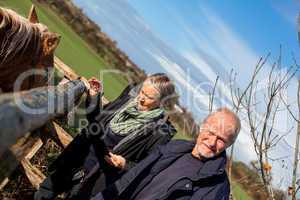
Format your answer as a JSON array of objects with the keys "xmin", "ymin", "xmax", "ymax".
[{"xmin": 207, "ymin": 135, "xmax": 217, "ymax": 149}]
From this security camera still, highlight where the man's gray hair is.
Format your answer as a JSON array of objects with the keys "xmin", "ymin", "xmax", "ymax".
[{"xmin": 203, "ymin": 107, "xmax": 241, "ymax": 145}]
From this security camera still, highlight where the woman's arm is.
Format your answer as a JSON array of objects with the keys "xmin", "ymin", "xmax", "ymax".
[
  {"xmin": 86, "ymin": 93, "xmax": 102, "ymax": 124},
  {"xmin": 122, "ymin": 159, "xmax": 139, "ymax": 171},
  {"xmin": 113, "ymin": 123, "xmax": 176, "ymax": 171},
  {"xmin": 147, "ymin": 121, "xmax": 176, "ymax": 154},
  {"xmin": 85, "ymin": 78, "xmax": 103, "ymax": 124}
]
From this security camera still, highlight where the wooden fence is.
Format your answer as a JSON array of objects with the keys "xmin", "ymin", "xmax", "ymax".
[{"xmin": 0, "ymin": 5, "xmax": 108, "ymax": 191}]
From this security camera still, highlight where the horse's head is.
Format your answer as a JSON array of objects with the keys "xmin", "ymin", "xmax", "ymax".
[
  {"xmin": 39, "ymin": 31, "xmax": 61, "ymax": 67},
  {"xmin": 0, "ymin": 6, "xmax": 61, "ymax": 92},
  {"xmin": 28, "ymin": 5, "xmax": 61, "ymax": 64}
]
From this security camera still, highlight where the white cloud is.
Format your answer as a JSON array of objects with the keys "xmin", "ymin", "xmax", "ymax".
[
  {"xmin": 149, "ymin": 52, "xmax": 211, "ymax": 108},
  {"xmin": 270, "ymin": 1, "xmax": 299, "ymax": 27},
  {"xmin": 182, "ymin": 52, "xmax": 232, "ymax": 103}
]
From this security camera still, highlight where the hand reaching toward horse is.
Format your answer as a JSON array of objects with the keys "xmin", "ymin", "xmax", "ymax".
[{"xmin": 88, "ymin": 77, "xmax": 102, "ymax": 96}]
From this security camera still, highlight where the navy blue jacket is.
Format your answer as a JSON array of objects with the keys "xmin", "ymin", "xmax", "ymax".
[{"xmin": 91, "ymin": 140, "xmax": 230, "ymax": 200}]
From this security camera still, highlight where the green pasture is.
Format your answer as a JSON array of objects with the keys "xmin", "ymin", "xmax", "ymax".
[
  {"xmin": 0, "ymin": 0, "xmax": 127, "ymax": 100},
  {"xmin": 232, "ymin": 181, "xmax": 253, "ymax": 200}
]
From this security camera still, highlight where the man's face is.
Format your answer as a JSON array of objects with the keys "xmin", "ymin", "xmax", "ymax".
[{"xmin": 194, "ymin": 113, "xmax": 236, "ymax": 158}]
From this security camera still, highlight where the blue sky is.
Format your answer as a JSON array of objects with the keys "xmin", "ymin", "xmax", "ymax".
[
  {"xmin": 73, "ymin": 0, "xmax": 300, "ymax": 189},
  {"xmin": 128, "ymin": 0, "xmax": 300, "ymax": 66}
]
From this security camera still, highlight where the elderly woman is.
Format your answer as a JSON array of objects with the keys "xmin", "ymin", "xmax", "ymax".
[{"xmin": 35, "ymin": 73, "xmax": 177, "ymax": 200}]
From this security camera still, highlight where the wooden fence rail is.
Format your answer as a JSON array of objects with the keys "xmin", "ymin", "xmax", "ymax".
[
  {"xmin": 0, "ymin": 79, "xmax": 86, "ymax": 149},
  {"xmin": 0, "ymin": 5, "xmax": 109, "ymax": 191},
  {"xmin": 0, "ymin": 77, "xmax": 87, "ymax": 189}
]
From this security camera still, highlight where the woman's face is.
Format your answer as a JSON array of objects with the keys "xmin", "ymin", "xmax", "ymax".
[{"xmin": 137, "ymin": 83, "xmax": 161, "ymax": 111}]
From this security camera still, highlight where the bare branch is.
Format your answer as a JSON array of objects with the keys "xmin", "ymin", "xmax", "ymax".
[{"xmin": 208, "ymin": 76, "xmax": 219, "ymax": 114}]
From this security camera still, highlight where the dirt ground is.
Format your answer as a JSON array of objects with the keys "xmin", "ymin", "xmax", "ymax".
[{"xmin": 0, "ymin": 140, "xmax": 63, "ymax": 200}]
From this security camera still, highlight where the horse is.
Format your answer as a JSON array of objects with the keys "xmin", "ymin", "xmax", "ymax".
[{"xmin": 0, "ymin": 6, "xmax": 61, "ymax": 93}]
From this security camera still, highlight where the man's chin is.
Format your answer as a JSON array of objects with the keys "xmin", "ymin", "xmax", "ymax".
[
  {"xmin": 199, "ymin": 152, "xmax": 215, "ymax": 159},
  {"xmin": 197, "ymin": 146, "xmax": 216, "ymax": 158}
]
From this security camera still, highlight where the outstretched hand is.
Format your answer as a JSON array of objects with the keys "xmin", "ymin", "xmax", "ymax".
[{"xmin": 88, "ymin": 77, "xmax": 102, "ymax": 96}]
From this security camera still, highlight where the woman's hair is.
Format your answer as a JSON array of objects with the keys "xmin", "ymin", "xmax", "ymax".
[{"xmin": 143, "ymin": 73, "xmax": 178, "ymax": 110}]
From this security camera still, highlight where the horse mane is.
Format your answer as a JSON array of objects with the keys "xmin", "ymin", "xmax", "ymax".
[
  {"xmin": 0, "ymin": 7, "xmax": 61, "ymax": 93},
  {"xmin": 0, "ymin": 7, "xmax": 47, "ymax": 66}
]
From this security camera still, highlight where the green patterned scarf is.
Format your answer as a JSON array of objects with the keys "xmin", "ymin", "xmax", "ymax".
[{"xmin": 109, "ymin": 98, "xmax": 164, "ymax": 136}]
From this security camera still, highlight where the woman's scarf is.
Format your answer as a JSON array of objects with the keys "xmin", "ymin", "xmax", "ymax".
[{"xmin": 109, "ymin": 98, "xmax": 164, "ymax": 136}]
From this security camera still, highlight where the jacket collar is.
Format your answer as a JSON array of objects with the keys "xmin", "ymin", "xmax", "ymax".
[
  {"xmin": 197, "ymin": 151, "xmax": 227, "ymax": 179},
  {"xmin": 159, "ymin": 140, "xmax": 227, "ymax": 180}
]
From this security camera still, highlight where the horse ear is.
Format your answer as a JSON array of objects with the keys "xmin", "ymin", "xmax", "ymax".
[
  {"xmin": 0, "ymin": 8, "xmax": 3, "ymax": 25},
  {"xmin": 28, "ymin": 5, "xmax": 39, "ymax": 23}
]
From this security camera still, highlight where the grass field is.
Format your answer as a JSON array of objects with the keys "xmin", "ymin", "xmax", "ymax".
[
  {"xmin": 232, "ymin": 182, "xmax": 253, "ymax": 200},
  {"xmin": 0, "ymin": 0, "xmax": 127, "ymax": 100}
]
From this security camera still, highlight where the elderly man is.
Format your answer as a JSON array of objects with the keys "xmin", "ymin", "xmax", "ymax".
[{"xmin": 90, "ymin": 108, "xmax": 241, "ymax": 200}]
